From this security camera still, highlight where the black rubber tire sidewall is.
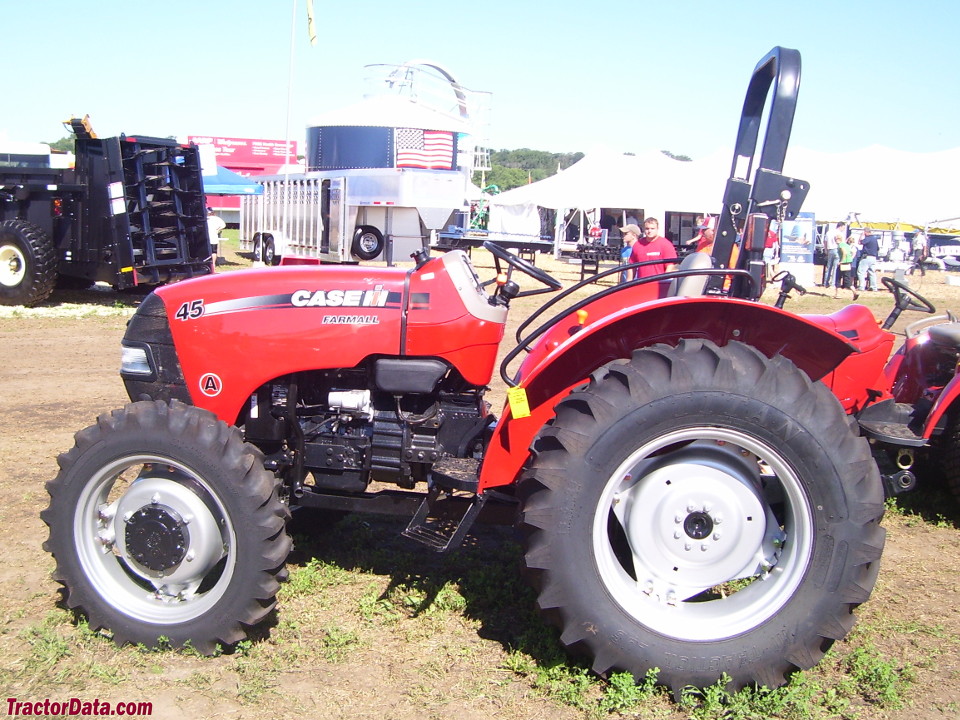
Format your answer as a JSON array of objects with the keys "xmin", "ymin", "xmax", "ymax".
[
  {"xmin": 520, "ymin": 340, "xmax": 885, "ymax": 691},
  {"xmin": 265, "ymin": 238, "xmax": 279, "ymax": 266},
  {"xmin": 352, "ymin": 225, "xmax": 385, "ymax": 261},
  {"xmin": 0, "ymin": 219, "xmax": 57, "ymax": 306},
  {"xmin": 42, "ymin": 400, "xmax": 291, "ymax": 652}
]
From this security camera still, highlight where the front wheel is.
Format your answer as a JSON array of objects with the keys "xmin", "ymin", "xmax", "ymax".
[
  {"xmin": 519, "ymin": 339, "xmax": 885, "ymax": 692},
  {"xmin": 42, "ymin": 400, "xmax": 291, "ymax": 653}
]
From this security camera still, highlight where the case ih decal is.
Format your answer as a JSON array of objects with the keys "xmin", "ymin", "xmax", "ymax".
[
  {"xmin": 290, "ymin": 286, "xmax": 393, "ymax": 308},
  {"xmin": 194, "ymin": 286, "xmax": 404, "ymax": 318}
]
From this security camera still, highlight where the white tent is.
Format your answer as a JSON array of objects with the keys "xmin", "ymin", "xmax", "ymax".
[
  {"xmin": 491, "ymin": 150, "xmax": 721, "ymax": 211},
  {"xmin": 487, "ymin": 151, "xmax": 724, "ymax": 239},
  {"xmin": 782, "ymin": 146, "xmax": 960, "ymax": 229},
  {"xmin": 488, "ymin": 146, "xmax": 960, "ymax": 237}
]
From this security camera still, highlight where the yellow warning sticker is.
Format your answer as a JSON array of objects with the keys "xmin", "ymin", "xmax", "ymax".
[{"xmin": 507, "ymin": 386, "xmax": 531, "ymax": 419}]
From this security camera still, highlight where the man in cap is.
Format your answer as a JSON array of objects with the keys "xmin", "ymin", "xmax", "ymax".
[
  {"xmin": 687, "ymin": 216, "xmax": 717, "ymax": 255},
  {"xmin": 627, "ymin": 217, "xmax": 677, "ymax": 279}
]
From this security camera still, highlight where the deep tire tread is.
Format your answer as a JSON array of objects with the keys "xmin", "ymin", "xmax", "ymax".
[
  {"xmin": 42, "ymin": 400, "xmax": 291, "ymax": 654},
  {"xmin": 0, "ymin": 219, "xmax": 57, "ymax": 307},
  {"xmin": 518, "ymin": 339, "xmax": 885, "ymax": 692}
]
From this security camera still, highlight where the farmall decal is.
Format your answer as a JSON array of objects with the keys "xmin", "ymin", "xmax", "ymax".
[
  {"xmin": 322, "ymin": 315, "xmax": 380, "ymax": 325},
  {"xmin": 290, "ymin": 285, "xmax": 389, "ymax": 308}
]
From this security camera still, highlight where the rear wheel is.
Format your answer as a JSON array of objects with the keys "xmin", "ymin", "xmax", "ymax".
[
  {"xmin": 42, "ymin": 400, "xmax": 291, "ymax": 653},
  {"xmin": 352, "ymin": 225, "xmax": 384, "ymax": 261},
  {"xmin": 934, "ymin": 421, "xmax": 960, "ymax": 502},
  {"xmin": 0, "ymin": 219, "xmax": 57, "ymax": 306},
  {"xmin": 520, "ymin": 339, "xmax": 885, "ymax": 692}
]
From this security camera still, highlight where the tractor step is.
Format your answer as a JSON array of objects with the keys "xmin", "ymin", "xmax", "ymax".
[
  {"xmin": 857, "ymin": 400, "xmax": 927, "ymax": 447},
  {"xmin": 429, "ymin": 457, "xmax": 480, "ymax": 491},
  {"xmin": 402, "ymin": 485, "xmax": 487, "ymax": 552}
]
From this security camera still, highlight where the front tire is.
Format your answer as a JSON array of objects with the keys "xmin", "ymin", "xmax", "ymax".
[
  {"xmin": 519, "ymin": 339, "xmax": 885, "ymax": 692},
  {"xmin": 0, "ymin": 219, "xmax": 57, "ymax": 306},
  {"xmin": 42, "ymin": 400, "xmax": 291, "ymax": 653}
]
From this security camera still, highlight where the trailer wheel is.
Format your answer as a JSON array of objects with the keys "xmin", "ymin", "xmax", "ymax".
[
  {"xmin": 352, "ymin": 226, "xmax": 384, "ymax": 261},
  {"xmin": 42, "ymin": 400, "xmax": 292, "ymax": 653},
  {"xmin": 519, "ymin": 339, "xmax": 885, "ymax": 693},
  {"xmin": 0, "ymin": 219, "xmax": 57, "ymax": 306},
  {"xmin": 264, "ymin": 238, "xmax": 279, "ymax": 266}
]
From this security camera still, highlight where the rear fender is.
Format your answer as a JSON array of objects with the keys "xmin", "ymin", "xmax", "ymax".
[
  {"xmin": 923, "ymin": 374, "xmax": 960, "ymax": 438},
  {"xmin": 478, "ymin": 297, "xmax": 857, "ymax": 491}
]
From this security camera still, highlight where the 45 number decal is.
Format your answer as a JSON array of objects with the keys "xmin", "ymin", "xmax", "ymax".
[{"xmin": 175, "ymin": 299, "xmax": 205, "ymax": 321}]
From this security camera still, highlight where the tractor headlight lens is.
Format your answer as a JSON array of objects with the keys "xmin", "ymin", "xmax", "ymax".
[{"xmin": 121, "ymin": 345, "xmax": 153, "ymax": 376}]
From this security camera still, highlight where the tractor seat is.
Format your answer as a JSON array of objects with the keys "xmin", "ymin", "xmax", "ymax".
[
  {"xmin": 667, "ymin": 252, "xmax": 714, "ymax": 297},
  {"xmin": 928, "ymin": 323, "xmax": 960, "ymax": 353}
]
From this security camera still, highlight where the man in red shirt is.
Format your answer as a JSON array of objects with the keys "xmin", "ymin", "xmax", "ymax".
[{"xmin": 627, "ymin": 218, "xmax": 677, "ymax": 278}]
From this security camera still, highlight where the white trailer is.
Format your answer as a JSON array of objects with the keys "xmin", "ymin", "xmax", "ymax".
[{"xmin": 239, "ymin": 166, "xmax": 469, "ymax": 264}]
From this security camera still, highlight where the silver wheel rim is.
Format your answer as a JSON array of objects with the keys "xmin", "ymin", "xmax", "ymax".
[
  {"xmin": 73, "ymin": 454, "xmax": 236, "ymax": 625},
  {"xmin": 0, "ymin": 243, "xmax": 26, "ymax": 287},
  {"xmin": 592, "ymin": 426, "xmax": 814, "ymax": 641},
  {"xmin": 358, "ymin": 233, "xmax": 379, "ymax": 254}
]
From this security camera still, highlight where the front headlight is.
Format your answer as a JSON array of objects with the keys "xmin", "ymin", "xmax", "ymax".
[{"xmin": 120, "ymin": 344, "xmax": 153, "ymax": 377}]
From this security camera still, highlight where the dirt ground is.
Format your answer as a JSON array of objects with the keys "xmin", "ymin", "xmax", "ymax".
[{"xmin": 1, "ymin": 256, "xmax": 959, "ymax": 719}]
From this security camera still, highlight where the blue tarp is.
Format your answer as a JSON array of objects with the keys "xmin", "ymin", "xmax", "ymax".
[{"xmin": 202, "ymin": 165, "xmax": 262, "ymax": 196}]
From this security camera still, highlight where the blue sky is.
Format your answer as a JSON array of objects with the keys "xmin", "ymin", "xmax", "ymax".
[{"xmin": 3, "ymin": 0, "xmax": 958, "ymax": 158}]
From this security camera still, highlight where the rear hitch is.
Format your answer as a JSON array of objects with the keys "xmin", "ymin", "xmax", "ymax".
[{"xmin": 881, "ymin": 469, "xmax": 916, "ymax": 496}]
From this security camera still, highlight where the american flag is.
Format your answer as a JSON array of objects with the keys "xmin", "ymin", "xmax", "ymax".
[{"xmin": 395, "ymin": 128, "xmax": 454, "ymax": 170}]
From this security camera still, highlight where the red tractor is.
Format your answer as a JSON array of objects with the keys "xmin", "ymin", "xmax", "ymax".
[{"xmin": 42, "ymin": 48, "xmax": 955, "ymax": 693}]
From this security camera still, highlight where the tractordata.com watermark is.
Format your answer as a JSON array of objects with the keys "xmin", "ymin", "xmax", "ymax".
[{"xmin": 7, "ymin": 697, "xmax": 152, "ymax": 716}]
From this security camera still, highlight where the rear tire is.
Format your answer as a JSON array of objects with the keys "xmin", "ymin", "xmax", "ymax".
[
  {"xmin": 352, "ymin": 225, "xmax": 384, "ymax": 261},
  {"xmin": 0, "ymin": 219, "xmax": 57, "ymax": 306},
  {"xmin": 934, "ymin": 421, "xmax": 960, "ymax": 502},
  {"xmin": 519, "ymin": 339, "xmax": 885, "ymax": 692},
  {"xmin": 42, "ymin": 400, "xmax": 291, "ymax": 653}
]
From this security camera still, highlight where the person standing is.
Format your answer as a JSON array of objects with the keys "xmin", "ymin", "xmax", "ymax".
[
  {"xmin": 687, "ymin": 216, "xmax": 717, "ymax": 255},
  {"xmin": 619, "ymin": 227, "xmax": 637, "ymax": 283},
  {"xmin": 822, "ymin": 221, "xmax": 844, "ymax": 288},
  {"xmin": 857, "ymin": 228, "xmax": 880, "ymax": 291},
  {"xmin": 206, "ymin": 207, "xmax": 226, "ymax": 267},
  {"xmin": 836, "ymin": 234, "xmax": 859, "ymax": 300},
  {"xmin": 763, "ymin": 221, "xmax": 779, "ymax": 282},
  {"xmin": 912, "ymin": 230, "xmax": 928, "ymax": 275},
  {"xmin": 628, "ymin": 218, "xmax": 677, "ymax": 278}
]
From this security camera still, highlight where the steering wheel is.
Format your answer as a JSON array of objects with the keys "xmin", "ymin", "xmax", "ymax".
[
  {"xmin": 880, "ymin": 275, "xmax": 936, "ymax": 330},
  {"xmin": 483, "ymin": 241, "xmax": 562, "ymax": 297}
]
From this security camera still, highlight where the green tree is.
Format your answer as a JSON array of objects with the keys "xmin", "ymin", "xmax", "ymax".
[
  {"xmin": 473, "ymin": 148, "xmax": 585, "ymax": 192},
  {"xmin": 46, "ymin": 136, "xmax": 76, "ymax": 153}
]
